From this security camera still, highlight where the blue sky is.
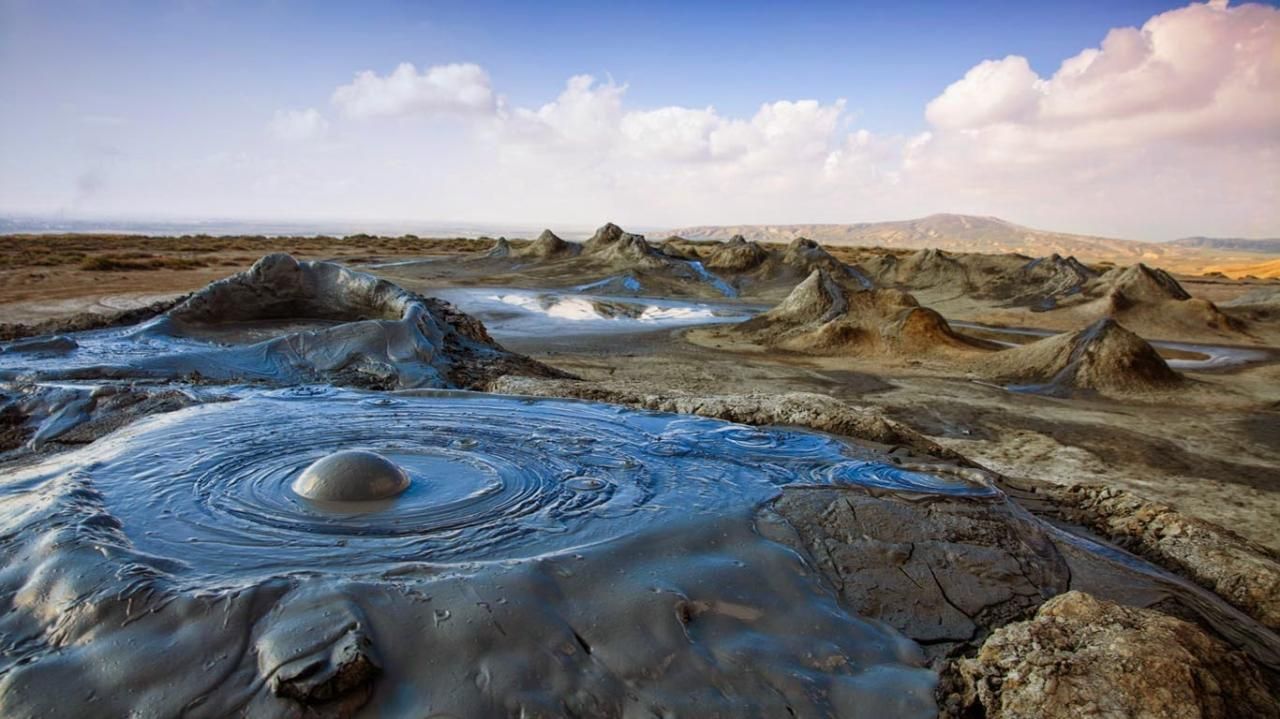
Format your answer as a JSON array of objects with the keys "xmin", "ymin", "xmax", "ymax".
[{"xmin": 1, "ymin": 0, "xmax": 1277, "ymax": 239}]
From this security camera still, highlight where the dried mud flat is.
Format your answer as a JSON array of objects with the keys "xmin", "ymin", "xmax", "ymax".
[{"xmin": 1, "ymin": 230, "xmax": 1278, "ymax": 717}]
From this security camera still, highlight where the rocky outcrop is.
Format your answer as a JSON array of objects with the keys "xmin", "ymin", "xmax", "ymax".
[
  {"xmin": 980, "ymin": 318, "xmax": 1182, "ymax": 395},
  {"xmin": 767, "ymin": 485, "xmax": 1070, "ymax": 660},
  {"xmin": 941, "ymin": 591, "xmax": 1280, "ymax": 719},
  {"xmin": 1050, "ymin": 484, "xmax": 1280, "ymax": 632},
  {"xmin": 736, "ymin": 269, "xmax": 990, "ymax": 357}
]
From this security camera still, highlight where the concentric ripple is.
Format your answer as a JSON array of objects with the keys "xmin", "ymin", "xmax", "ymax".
[{"xmin": 53, "ymin": 389, "xmax": 989, "ymax": 581}]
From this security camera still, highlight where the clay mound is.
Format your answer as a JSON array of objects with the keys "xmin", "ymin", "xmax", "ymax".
[
  {"xmin": 737, "ymin": 269, "xmax": 987, "ymax": 356},
  {"xmin": 985, "ymin": 253, "xmax": 1098, "ymax": 309},
  {"xmin": 165, "ymin": 252, "xmax": 418, "ymax": 325},
  {"xmin": 581, "ymin": 222, "xmax": 673, "ymax": 270},
  {"xmin": 866, "ymin": 247, "xmax": 972, "ymax": 294},
  {"xmin": 1101, "ymin": 262, "xmax": 1191, "ymax": 302},
  {"xmin": 735, "ymin": 237, "xmax": 872, "ymax": 291},
  {"xmin": 514, "ymin": 229, "xmax": 579, "ymax": 259},
  {"xmin": 75, "ymin": 254, "xmax": 562, "ymax": 389},
  {"xmin": 484, "ymin": 237, "xmax": 512, "ymax": 258},
  {"xmin": 654, "ymin": 235, "xmax": 701, "ymax": 261},
  {"xmin": 982, "ymin": 318, "xmax": 1182, "ymax": 394},
  {"xmin": 761, "ymin": 268, "xmax": 851, "ymax": 325},
  {"xmin": 704, "ymin": 235, "xmax": 771, "ymax": 272},
  {"xmin": 1223, "ymin": 286, "xmax": 1280, "ymax": 323},
  {"xmin": 1026, "ymin": 261, "xmax": 1251, "ymax": 340},
  {"xmin": 1089, "ymin": 264, "xmax": 1245, "ymax": 337},
  {"xmin": 781, "ymin": 237, "xmax": 847, "ymax": 275}
]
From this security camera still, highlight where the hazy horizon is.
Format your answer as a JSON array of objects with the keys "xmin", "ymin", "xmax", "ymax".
[{"xmin": 2, "ymin": 0, "xmax": 1278, "ymax": 242}]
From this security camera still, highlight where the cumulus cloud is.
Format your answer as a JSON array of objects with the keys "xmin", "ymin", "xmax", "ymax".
[
  {"xmin": 925, "ymin": 56, "xmax": 1043, "ymax": 129},
  {"xmin": 922, "ymin": 1, "xmax": 1279, "ymax": 140},
  {"xmin": 906, "ymin": 1, "xmax": 1278, "ymax": 232},
  {"xmin": 246, "ymin": 1, "xmax": 1277, "ymax": 238},
  {"xmin": 269, "ymin": 108, "xmax": 329, "ymax": 142},
  {"xmin": 331, "ymin": 62, "xmax": 495, "ymax": 118}
]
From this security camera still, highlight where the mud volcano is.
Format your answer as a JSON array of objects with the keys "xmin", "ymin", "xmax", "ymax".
[
  {"xmin": 23, "ymin": 389, "xmax": 985, "ymax": 581},
  {"xmin": 980, "ymin": 318, "xmax": 1184, "ymax": 395},
  {"xmin": 0, "ymin": 387, "xmax": 1009, "ymax": 716},
  {"xmin": 732, "ymin": 269, "xmax": 991, "ymax": 356},
  {"xmin": 0, "ymin": 253, "xmax": 558, "ymax": 389}
]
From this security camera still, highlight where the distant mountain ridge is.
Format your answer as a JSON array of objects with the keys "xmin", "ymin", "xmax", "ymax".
[
  {"xmin": 669, "ymin": 215, "xmax": 1172, "ymax": 263},
  {"xmin": 667, "ymin": 214, "xmax": 1280, "ymax": 276},
  {"xmin": 1168, "ymin": 236, "xmax": 1280, "ymax": 253}
]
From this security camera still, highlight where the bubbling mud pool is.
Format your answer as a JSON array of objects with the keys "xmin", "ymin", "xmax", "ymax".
[
  {"xmin": 433, "ymin": 287, "xmax": 760, "ymax": 339},
  {"xmin": 21, "ymin": 388, "xmax": 988, "ymax": 584},
  {"xmin": 0, "ymin": 387, "xmax": 993, "ymax": 717}
]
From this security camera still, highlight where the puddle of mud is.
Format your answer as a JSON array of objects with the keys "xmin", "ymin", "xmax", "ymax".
[
  {"xmin": 0, "ymin": 387, "xmax": 983, "ymax": 716},
  {"xmin": 433, "ymin": 287, "xmax": 762, "ymax": 339},
  {"xmin": 7, "ymin": 388, "xmax": 989, "ymax": 583}
]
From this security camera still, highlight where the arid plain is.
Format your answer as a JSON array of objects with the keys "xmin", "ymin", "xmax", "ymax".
[{"xmin": 1, "ymin": 219, "xmax": 1278, "ymax": 717}]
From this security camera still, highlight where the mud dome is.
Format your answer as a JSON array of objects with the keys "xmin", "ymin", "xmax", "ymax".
[
  {"xmin": 0, "ymin": 254, "xmax": 556, "ymax": 389},
  {"xmin": 0, "ymin": 388, "xmax": 995, "ymax": 717}
]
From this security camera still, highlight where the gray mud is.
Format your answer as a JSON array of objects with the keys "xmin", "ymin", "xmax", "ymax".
[
  {"xmin": 0, "ymin": 388, "xmax": 981, "ymax": 717},
  {"xmin": 0, "ymin": 254, "xmax": 560, "ymax": 390},
  {"xmin": 433, "ymin": 287, "xmax": 761, "ymax": 340}
]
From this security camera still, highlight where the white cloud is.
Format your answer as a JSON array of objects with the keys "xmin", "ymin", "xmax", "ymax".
[
  {"xmin": 925, "ymin": 56, "xmax": 1043, "ymax": 129},
  {"xmin": 922, "ymin": 1, "xmax": 1280, "ymax": 140},
  {"xmin": 899, "ymin": 0, "xmax": 1280, "ymax": 236},
  {"xmin": 46, "ymin": 2, "xmax": 1272, "ymax": 239},
  {"xmin": 268, "ymin": 108, "xmax": 329, "ymax": 142},
  {"xmin": 331, "ymin": 62, "xmax": 495, "ymax": 118}
]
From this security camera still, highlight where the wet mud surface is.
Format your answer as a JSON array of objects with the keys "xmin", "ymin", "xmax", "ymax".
[
  {"xmin": 1, "ymin": 243, "xmax": 1278, "ymax": 716},
  {"xmin": 16, "ymin": 388, "xmax": 985, "ymax": 584}
]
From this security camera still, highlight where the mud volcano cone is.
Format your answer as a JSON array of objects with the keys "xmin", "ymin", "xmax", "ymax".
[
  {"xmin": 983, "ymin": 318, "xmax": 1183, "ymax": 393},
  {"xmin": 517, "ymin": 229, "xmax": 579, "ymax": 259},
  {"xmin": 737, "ymin": 269, "xmax": 986, "ymax": 356}
]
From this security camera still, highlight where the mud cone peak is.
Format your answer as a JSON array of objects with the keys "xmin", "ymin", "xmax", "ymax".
[{"xmin": 982, "ymin": 318, "xmax": 1182, "ymax": 395}]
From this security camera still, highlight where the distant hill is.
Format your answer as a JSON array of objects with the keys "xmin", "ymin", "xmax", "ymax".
[
  {"xmin": 669, "ymin": 214, "xmax": 1176, "ymax": 264},
  {"xmin": 667, "ymin": 214, "xmax": 1280, "ymax": 276},
  {"xmin": 1168, "ymin": 237, "xmax": 1280, "ymax": 254},
  {"xmin": 1198, "ymin": 257, "xmax": 1280, "ymax": 279}
]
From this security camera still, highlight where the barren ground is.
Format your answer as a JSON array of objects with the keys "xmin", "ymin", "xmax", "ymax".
[{"xmin": 3, "ymin": 234, "xmax": 1277, "ymax": 550}]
